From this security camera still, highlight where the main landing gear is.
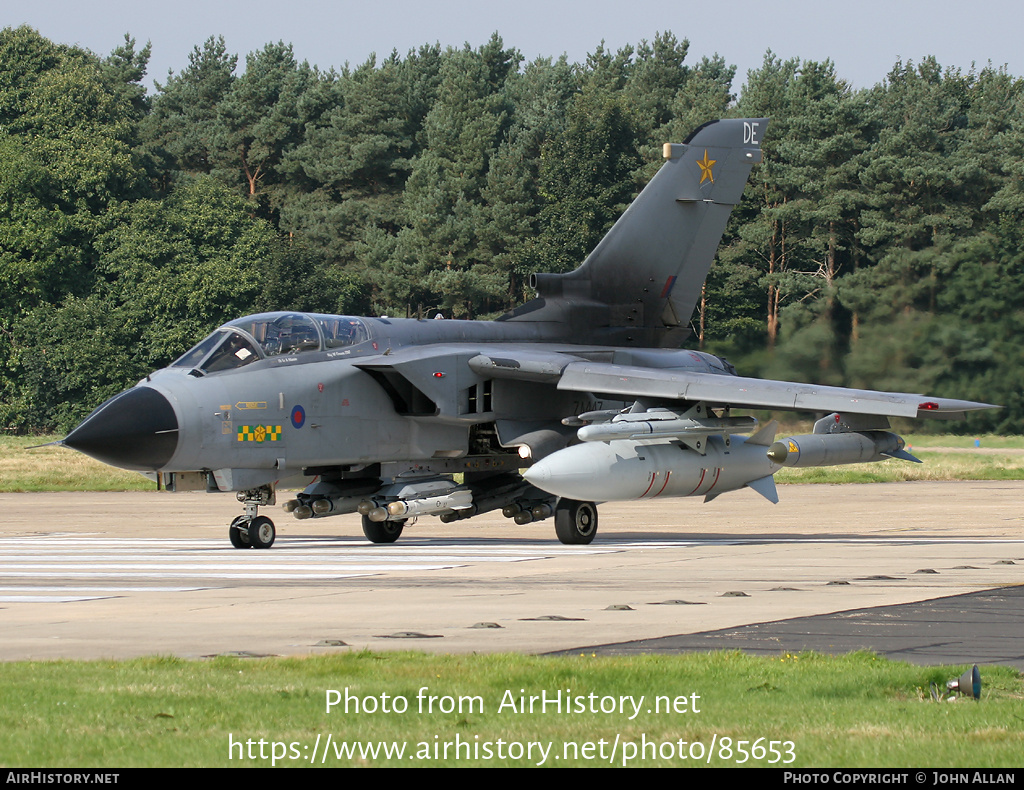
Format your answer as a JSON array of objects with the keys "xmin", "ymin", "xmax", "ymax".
[
  {"xmin": 553, "ymin": 499, "xmax": 599, "ymax": 545},
  {"xmin": 229, "ymin": 485, "xmax": 277, "ymax": 549},
  {"xmin": 360, "ymin": 514, "xmax": 407, "ymax": 544}
]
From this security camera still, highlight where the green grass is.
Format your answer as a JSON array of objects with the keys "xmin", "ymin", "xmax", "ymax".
[
  {"xmin": 1, "ymin": 652, "xmax": 1020, "ymax": 768},
  {"xmin": 776, "ymin": 450, "xmax": 1024, "ymax": 484},
  {"xmin": 902, "ymin": 433, "xmax": 1024, "ymax": 450},
  {"xmin": 0, "ymin": 435, "xmax": 155, "ymax": 492}
]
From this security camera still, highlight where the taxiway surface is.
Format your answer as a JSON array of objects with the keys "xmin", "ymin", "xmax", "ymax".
[{"xmin": 1, "ymin": 481, "xmax": 1022, "ymax": 665}]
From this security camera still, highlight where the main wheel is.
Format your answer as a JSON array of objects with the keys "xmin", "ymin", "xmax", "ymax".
[
  {"xmin": 361, "ymin": 514, "xmax": 405, "ymax": 544},
  {"xmin": 229, "ymin": 516, "xmax": 251, "ymax": 549},
  {"xmin": 248, "ymin": 515, "xmax": 276, "ymax": 549},
  {"xmin": 554, "ymin": 499, "xmax": 598, "ymax": 545}
]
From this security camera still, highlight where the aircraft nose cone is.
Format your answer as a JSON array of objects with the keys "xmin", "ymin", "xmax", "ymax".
[{"xmin": 63, "ymin": 387, "xmax": 178, "ymax": 471}]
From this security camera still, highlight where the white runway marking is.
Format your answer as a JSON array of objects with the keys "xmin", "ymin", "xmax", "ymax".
[
  {"xmin": 0, "ymin": 570, "xmax": 429, "ymax": 580},
  {"xmin": 0, "ymin": 535, "xmax": 586, "ymax": 594},
  {"xmin": 0, "ymin": 595, "xmax": 114, "ymax": 603},
  {"xmin": 0, "ymin": 586, "xmax": 206, "ymax": 592},
  {"xmin": 9, "ymin": 533, "xmax": 1016, "ymax": 603}
]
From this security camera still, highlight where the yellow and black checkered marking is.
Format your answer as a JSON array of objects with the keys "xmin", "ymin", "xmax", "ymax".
[{"xmin": 237, "ymin": 425, "xmax": 282, "ymax": 443}]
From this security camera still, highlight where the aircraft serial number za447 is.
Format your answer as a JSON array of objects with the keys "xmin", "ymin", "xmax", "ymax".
[{"xmin": 62, "ymin": 119, "xmax": 995, "ymax": 547}]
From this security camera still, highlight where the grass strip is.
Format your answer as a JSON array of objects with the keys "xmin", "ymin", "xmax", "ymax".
[
  {"xmin": 1, "ymin": 651, "xmax": 1021, "ymax": 767},
  {"xmin": 1, "ymin": 436, "xmax": 155, "ymax": 492},
  {"xmin": 776, "ymin": 450, "xmax": 1024, "ymax": 484}
]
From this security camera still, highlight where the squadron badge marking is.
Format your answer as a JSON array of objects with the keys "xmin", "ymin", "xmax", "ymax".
[
  {"xmin": 697, "ymin": 149, "xmax": 716, "ymax": 184},
  {"xmin": 237, "ymin": 425, "xmax": 282, "ymax": 442}
]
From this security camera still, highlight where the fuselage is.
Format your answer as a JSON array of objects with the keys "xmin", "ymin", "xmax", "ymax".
[{"xmin": 63, "ymin": 310, "xmax": 737, "ymax": 485}]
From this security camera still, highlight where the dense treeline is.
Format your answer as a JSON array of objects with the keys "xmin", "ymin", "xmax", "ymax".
[{"xmin": 1, "ymin": 26, "xmax": 1021, "ymax": 433}]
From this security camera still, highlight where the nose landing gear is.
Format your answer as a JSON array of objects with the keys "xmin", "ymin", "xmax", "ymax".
[{"xmin": 229, "ymin": 485, "xmax": 277, "ymax": 549}]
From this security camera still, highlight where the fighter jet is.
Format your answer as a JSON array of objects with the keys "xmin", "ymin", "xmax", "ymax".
[{"xmin": 62, "ymin": 118, "xmax": 995, "ymax": 548}]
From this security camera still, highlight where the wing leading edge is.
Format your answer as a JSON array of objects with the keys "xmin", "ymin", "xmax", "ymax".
[{"xmin": 554, "ymin": 362, "xmax": 996, "ymax": 420}]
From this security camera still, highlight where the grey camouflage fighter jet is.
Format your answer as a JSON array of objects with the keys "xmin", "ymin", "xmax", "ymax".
[{"xmin": 62, "ymin": 119, "xmax": 995, "ymax": 548}]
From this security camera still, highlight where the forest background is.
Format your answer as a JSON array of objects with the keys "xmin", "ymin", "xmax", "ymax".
[{"xmin": 1, "ymin": 26, "xmax": 1021, "ymax": 434}]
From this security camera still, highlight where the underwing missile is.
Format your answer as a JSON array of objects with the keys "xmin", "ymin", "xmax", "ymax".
[
  {"xmin": 577, "ymin": 415, "xmax": 758, "ymax": 443},
  {"xmin": 386, "ymin": 488, "xmax": 474, "ymax": 518},
  {"xmin": 766, "ymin": 431, "xmax": 920, "ymax": 468}
]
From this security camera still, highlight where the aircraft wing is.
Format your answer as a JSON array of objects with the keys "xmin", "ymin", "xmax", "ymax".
[
  {"xmin": 555, "ymin": 362, "xmax": 995, "ymax": 419},
  {"xmin": 468, "ymin": 353, "xmax": 996, "ymax": 420}
]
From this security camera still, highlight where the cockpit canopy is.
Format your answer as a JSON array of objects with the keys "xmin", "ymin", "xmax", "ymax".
[{"xmin": 171, "ymin": 312, "xmax": 370, "ymax": 374}]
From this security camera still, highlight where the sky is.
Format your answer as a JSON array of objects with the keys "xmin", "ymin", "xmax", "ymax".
[{"xmin": 4, "ymin": 0, "xmax": 1021, "ymax": 93}]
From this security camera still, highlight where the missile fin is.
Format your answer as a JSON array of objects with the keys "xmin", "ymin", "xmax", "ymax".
[
  {"xmin": 882, "ymin": 448, "xmax": 923, "ymax": 464},
  {"xmin": 746, "ymin": 474, "xmax": 780, "ymax": 504},
  {"xmin": 744, "ymin": 419, "xmax": 778, "ymax": 447}
]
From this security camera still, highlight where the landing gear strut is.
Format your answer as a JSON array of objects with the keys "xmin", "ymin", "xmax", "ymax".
[
  {"xmin": 554, "ymin": 499, "xmax": 598, "ymax": 545},
  {"xmin": 229, "ymin": 485, "xmax": 277, "ymax": 549},
  {"xmin": 229, "ymin": 516, "xmax": 251, "ymax": 548}
]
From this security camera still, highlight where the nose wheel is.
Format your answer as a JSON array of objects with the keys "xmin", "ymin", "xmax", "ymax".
[
  {"xmin": 229, "ymin": 516, "xmax": 251, "ymax": 548},
  {"xmin": 229, "ymin": 515, "xmax": 276, "ymax": 549},
  {"xmin": 248, "ymin": 516, "xmax": 276, "ymax": 548},
  {"xmin": 229, "ymin": 484, "xmax": 277, "ymax": 549}
]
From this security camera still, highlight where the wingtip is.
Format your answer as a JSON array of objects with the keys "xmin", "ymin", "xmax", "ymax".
[{"xmin": 915, "ymin": 399, "xmax": 1001, "ymax": 419}]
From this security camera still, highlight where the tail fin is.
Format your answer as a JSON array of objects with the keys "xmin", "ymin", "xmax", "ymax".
[{"xmin": 506, "ymin": 118, "xmax": 767, "ymax": 347}]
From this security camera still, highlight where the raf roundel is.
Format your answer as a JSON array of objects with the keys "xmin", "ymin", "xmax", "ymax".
[{"xmin": 291, "ymin": 405, "xmax": 305, "ymax": 429}]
